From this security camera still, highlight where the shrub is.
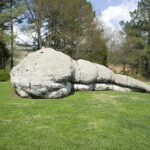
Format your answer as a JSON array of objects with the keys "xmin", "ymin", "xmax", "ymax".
[{"xmin": 0, "ymin": 69, "xmax": 10, "ymax": 81}]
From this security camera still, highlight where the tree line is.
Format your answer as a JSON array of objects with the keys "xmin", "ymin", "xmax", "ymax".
[
  {"xmin": 0, "ymin": 0, "xmax": 108, "ymax": 70},
  {"xmin": 109, "ymin": 0, "xmax": 150, "ymax": 78},
  {"xmin": 0, "ymin": 0, "xmax": 25, "ymax": 69},
  {"xmin": 1, "ymin": 0, "xmax": 150, "ymax": 79}
]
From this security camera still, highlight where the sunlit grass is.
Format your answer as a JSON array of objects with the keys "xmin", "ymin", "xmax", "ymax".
[{"xmin": 0, "ymin": 82, "xmax": 150, "ymax": 150}]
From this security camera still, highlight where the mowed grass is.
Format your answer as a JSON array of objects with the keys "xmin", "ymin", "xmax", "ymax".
[{"xmin": 0, "ymin": 82, "xmax": 150, "ymax": 150}]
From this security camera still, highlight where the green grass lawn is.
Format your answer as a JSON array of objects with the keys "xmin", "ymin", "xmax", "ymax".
[{"xmin": 0, "ymin": 82, "xmax": 150, "ymax": 150}]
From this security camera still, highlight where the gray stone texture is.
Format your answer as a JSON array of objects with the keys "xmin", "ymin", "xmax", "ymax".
[{"xmin": 10, "ymin": 48, "xmax": 150, "ymax": 98}]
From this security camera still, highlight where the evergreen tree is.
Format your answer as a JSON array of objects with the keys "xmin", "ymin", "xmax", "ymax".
[
  {"xmin": 8, "ymin": 0, "xmax": 25, "ymax": 69},
  {"xmin": 0, "ymin": 0, "xmax": 9, "ymax": 69},
  {"xmin": 0, "ymin": 0, "xmax": 25, "ymax": 69},
  {"xmin": 120, "ymin": 0, "xmax": 150, "ymax": 77}
]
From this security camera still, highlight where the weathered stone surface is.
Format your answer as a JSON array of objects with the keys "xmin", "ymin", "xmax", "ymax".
[
  {"xmin": 74, "ymin": 84, "xmax": 94, "ymax": 91},
  {"xmin": 113, "ymin": 74, "xmax": 150, "ymax": 92},
  {"xmin": 10, "ymin": 48, "xmax": 150, "ymax": 99},
  {"xmin": 74, "ymin": 59, "xmax": 97, "ymax": 84},
  {"xmin": 94, "ymin": 83, "xmax": 133, "ymax": 92},
  {"xmin": 11, "ymin": 48, "xmax": 73, "ymax": 98},
  {"xmin": 96, "ymin": 64, "xmax": 114, "ymax": 83}
]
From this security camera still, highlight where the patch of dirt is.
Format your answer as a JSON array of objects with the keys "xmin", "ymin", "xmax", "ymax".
[
  {"xmin": 14, "ymin": 50, "xmax": 33, "ymax": 64},
  {"xmin": 108, "ymin": 64, "xmax": 133, "ymax": 73},
  {"xmin": 10, "ymin": 93, "xmax": 19, "ymax": 98}
]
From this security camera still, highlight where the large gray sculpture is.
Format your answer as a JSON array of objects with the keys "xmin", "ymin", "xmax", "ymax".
[{"xmin": 10, "ymin": 48, "xmax": 150, "ymax": 98}]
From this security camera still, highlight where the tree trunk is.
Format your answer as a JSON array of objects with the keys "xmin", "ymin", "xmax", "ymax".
[
  {"xmin": 144, "ymin": 57, "xmax": 149, "ymax": 77},
  {"xmin": 123, "ymin": 62, "xmax": 126, "ymax": 74},
  {"xmin": 10, "ymin": 22, "xmax": 14, "ymax": 69},
  {"xmin": 37, "ymin": 27, "xmax": 42, "ymax": 49},
  {"xmin": 37, "ymin": 1, "xmax": 42, "ymax": 50},
  {"xmin": 1, "ymin": 51, "xmax": 5, "ymax": 69},
  {"xmin": 136, "ymin": 50, "xmax": 139, "ymax": 74},
  {"xmin": 0, "ymin": 28, "xmax": 6, "ymax": 69},
  {"xmin": 147, "ymin": 28, "xmax": 150, "ymax": 45},
  {"xmin": 10, "ymin": 0, "xmax": 14, "ymax": 69}
]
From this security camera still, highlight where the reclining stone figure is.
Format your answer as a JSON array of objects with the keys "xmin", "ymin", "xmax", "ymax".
[{"xmin": 10, "ymin": 48, "xmax": 150, "ymax": 98}]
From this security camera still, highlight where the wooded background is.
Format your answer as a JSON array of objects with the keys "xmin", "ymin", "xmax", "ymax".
[{"xmin": 0, "ymin": 0, "xmax": 150, "ymax": 80}]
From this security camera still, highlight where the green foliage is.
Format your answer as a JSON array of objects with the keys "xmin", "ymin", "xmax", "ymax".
[
  {"xmin": 0, "ymin": 69, "xmax": 9, "ymax": 81},
  {"xmin": 0, "ymin": 40, "xmax": 10, "ymax": 69},
  {"xmin": 120, "ymin": 0, "xmax": 150, "ymax": 77},
  {"xmin": 0, "ymin": 82, "xmax": 150, "ymax": 149},
  {"xmin": 0, "ymin": 1, "xmax": 10, "ymax": 69},
  {"xmin": 120, "ymin": 71, "xmax": 142, "ymax": 79},
  {"xmin": 0, "ymin": 0, "xmax": 25, "ymax": 69},
  {"xmin": 80, "ymin": 22, "xmax": 108, "ymax": 65},
  {"xmin": 24, "ymin": 0, "xmax": 107, "ymax": 65}
]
